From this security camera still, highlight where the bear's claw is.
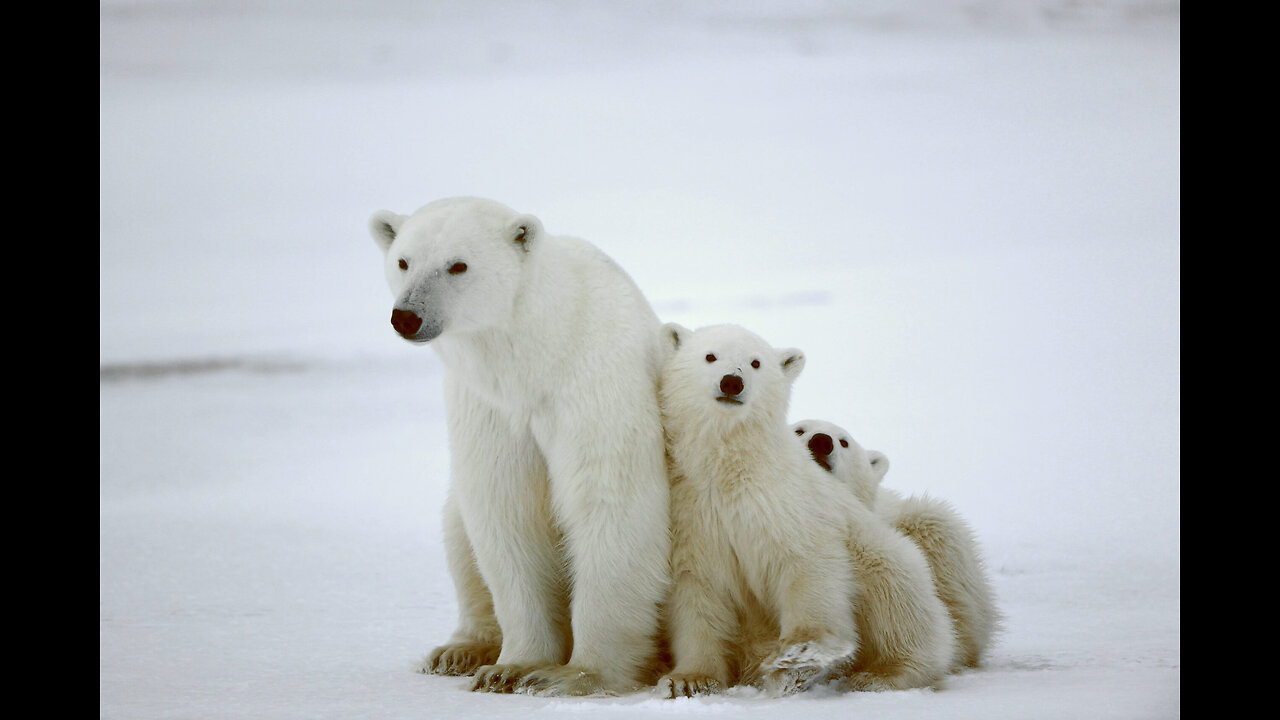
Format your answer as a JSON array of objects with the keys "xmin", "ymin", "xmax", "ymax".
[
  {"xmin": 471, "ymin": 664, "xmax": 539, "ymax": 693},
  {"xmin": 656, "ymin": 673, "xmax": 723, "ymax": 699}
]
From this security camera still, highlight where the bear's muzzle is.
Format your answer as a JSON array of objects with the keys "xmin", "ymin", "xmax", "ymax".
[{"xmin": 390, "ymin": 308, "xmax": 442, "ymax": 343}]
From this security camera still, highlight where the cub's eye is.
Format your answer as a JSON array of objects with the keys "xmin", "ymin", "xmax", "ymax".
[
  {"xmin": 398, "ymin": 259, "xmax": 408, "ymax": 270},
  {"xmin": 705, "ymin": 353, "xmax": 716, "ymax": 363},
  {"xmin": 750, "ymin": 359, "xmax": 761, "ymax": 369},
  {"xmin": 840, "ymin": 439, "xmax": 849, "ymax": 448},
  {"xmin": 448, "ymin": 262, "xmax": 468, "ymax": 275},
  {"xmin": 794, "ymin": 427, "xmax": 804, "ymax": 436}
]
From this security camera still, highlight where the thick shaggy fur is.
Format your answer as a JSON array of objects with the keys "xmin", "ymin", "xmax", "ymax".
[
  {"xmin": 793, "ymin": 419, "xmax": 1002, "ymax": 671},
  {"xmin": 369, "ymin": 198, "xmax": 670, "ymax": 695},
  {"xmin": 657, "ymin": 324, "xmax": 954, "ymax": 697}
]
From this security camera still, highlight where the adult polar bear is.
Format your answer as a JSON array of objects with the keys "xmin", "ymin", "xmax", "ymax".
[{"xmin": 368, "ymin": 197, "xmax": 670, "ymax": 695}]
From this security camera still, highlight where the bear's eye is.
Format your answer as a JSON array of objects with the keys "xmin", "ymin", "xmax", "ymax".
[
  {"xmin": 794, "ymin": 427, "xmax": 804, "ymax": 436},
  {"xmin": 448, "ymin": 262, "xmax": 468, "ymax": 275},
  {"xmin": 751, "ymin": 359, "xmax": 761, "ymax": 369},
  {"xmin": 705, "ymin": 353, "xmax": 716, "ymax": 363},
  {"xmin": 398, "ymin": 259, "xmax": 408, "ymax": 271},
  {"xmin": 840, "ymin": 439, "xmax": 849, "ymax": 448}
]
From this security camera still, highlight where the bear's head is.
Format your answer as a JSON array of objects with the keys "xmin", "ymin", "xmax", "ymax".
[
  {"xmin": 660, "ymin": 322, "xmax": 805, "ymax": 430},
  {"xmin": 791, "ymin": 419, "xmax": 889, "ymax": 508},
  {"xmin": 368, "ymin": 197, "xmax": 543, "ymax": 343}
]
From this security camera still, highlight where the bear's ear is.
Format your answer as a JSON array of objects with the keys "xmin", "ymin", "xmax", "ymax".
[
  {"xmin": 369, "ymin": 210, "xmax": 406, "ymax": 252},
  {"xmin": 510, "ymin": 214, "xmax": 543, "ymax": 252},
  {"xmin": 867, "ymin": 451, "xmax": 890, "ymax": 484},
  {"xmin": 779, "ymin": 348, "xmax": 805, "ymax": 380},
  {"xmin": 661, "ymin": 322, "xmax": 691, "ymax": 352}
]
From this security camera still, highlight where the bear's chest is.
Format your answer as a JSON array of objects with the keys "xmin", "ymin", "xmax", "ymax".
[
  {"xmin": 701, "ymin": 466, "xmax": 800, "ymax": 547},
  {"xmin": 436, "ymin": 337, "xmax": 557, "ymax": 412}
]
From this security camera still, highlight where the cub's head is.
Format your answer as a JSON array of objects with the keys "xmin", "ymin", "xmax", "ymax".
[
  {"xmin": 660, "ymin": 322, "xmax": 805, "ymax": 429},
  {"xmin": 368, "ymin": 197, "xmax": 542, "ymax": 343},
  {"xmin": 791, "ymin": 419, "xmax": 889, "ymax": 507}
]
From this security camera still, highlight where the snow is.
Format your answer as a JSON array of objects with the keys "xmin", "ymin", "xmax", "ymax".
[{"xmin": 100, "ymin": 1, "xmax": 1179, "ymax": 718}]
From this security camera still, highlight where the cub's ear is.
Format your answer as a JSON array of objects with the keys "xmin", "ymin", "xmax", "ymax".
[
  {"xmin": 779, "ymin": 348, "xmax": 805, "ymax": 381},
  {"xmin": 369, "ymin": 210, "xmax": 406, "ymax": 252},
  {"xmin": 661, "ymin": 322, "xmax": 692, "ymax": 353},
  {"xmin": 867, "ymin": 450, "xmax": 890, "ymax": 484},
  {"xmin": 510, "ymin": 214, "xmax": 543, "ymax": 251}
]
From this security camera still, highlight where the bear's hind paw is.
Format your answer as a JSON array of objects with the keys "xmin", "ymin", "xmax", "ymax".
[{"xmin": 835, "ymin": 668, "xmax": 941, "ymax": 692}]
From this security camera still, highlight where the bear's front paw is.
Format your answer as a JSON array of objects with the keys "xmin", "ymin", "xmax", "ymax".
[
  {"xmin": 656, "ymin": 673, "xmax": 724, "ymax": 699},
  {"xmin": 514, "ymin": 665, "xmax": 621, "ymax": 697},
  {"xmin": 768, "ymin": 637, "xmax": 855, "ymax": 670},
  {"xmin": 759, "ymin": 664, "xmax": 823, "ymax": 696},
  {"xmin": 470, "ymin": 663, "xmax": 540, "ymax": 693},
  {"xmin": 759, "ymin": 639, "xmax": 854, "ymax": 696},
  {"xmin": 420, "ymin": 642, "xmax": 501, "ymax": 676}
]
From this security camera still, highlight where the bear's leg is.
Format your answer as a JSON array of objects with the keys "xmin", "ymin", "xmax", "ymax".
[
  {"xmin": 446, "ymin": 394, "xmax": 571, "ymax": 693},
  {"xmin": 656, "ymin": 479, "xmax": 736, "ymax": 698},
  {"xmin": 890, "ymin": 496, "xmax": 1000, "ymax": 671},
  {"xmin": 760, "ymin": 544, "xmax": 859, "ymax": 695},
  {"xmin": 839, "ymin": 524, "xmax": 956, "ymax": 691},
  {"xmin": 515, "ymin": 413, "xmax": 671, "ymax": 696},
  {"xmin": 419, "ymin": 493, "xmax": 501, "ymax": 676}
]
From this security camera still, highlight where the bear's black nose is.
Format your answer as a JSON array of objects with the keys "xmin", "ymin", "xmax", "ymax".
[
  {"xmin": 391, "ymin": 308, "xmax": 423, "ymax": 337},
  {"xmin": 720, "ymin": 374, "xmax": 744, "ymax": 396},
  {"xmin": 808, "ymin": 433, "xmax": 834, "ymax": 458}
]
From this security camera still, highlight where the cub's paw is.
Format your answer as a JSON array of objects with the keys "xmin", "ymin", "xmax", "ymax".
[
  {"xmin": 765, "ymin": 639, "xmax": 853, "ymax": 671},
  {"xmin": 837, "ymin": 670, "xmax": 903, "ymax": 692},
  {"xmin": 655, "ymin": 673, "xmax": 723, "ymax": 699},
  {"xmin": 836, "ymin": 668, "xmax": 940, "ymax": 693},
  {"xmin": 760, "ymin": 640, "xmax": 854, "ymax": 696},
  {"xmin": 760, "ymin": 664, "xmax": 823, "ymax": 696},
  {"xmin": 419, "ymin": 642, "xmax": 501, "ymax": 676},
  {"xmin": 470, "ymin": 664, "xmax": 540, "ymax": 693}
]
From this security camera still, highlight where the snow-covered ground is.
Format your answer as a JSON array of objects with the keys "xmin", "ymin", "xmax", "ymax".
[{"xmin": 100, "ymin": 2, "xmax": 1179, "ymax": 718}]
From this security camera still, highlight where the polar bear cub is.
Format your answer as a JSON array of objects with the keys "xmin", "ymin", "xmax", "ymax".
[
  {"xmin": 793, "ymin": 420, "xmax": 1001, "ymax": 670},
  {"xmin": 657, "ymin": 323, "xmax": 954, "ymax": 697}
]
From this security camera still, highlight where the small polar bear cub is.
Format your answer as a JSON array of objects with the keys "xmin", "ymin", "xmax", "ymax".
[
  {"xmin": 794, "ymin": 422, "xmax": 889, "ymax": 509},
  {"xmin": 657, "ymin": 323, "xmax": 859, "ymax": 697},
  {"xmin": 657, "ymin": 323, "xmax": 955, "ymax": 697},
  {"xmin": 793, "ymin": 420, "xmax": 1002, "ymax": 670}
]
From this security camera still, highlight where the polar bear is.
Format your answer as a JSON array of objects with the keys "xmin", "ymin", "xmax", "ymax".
[
  {"xmin": 793, "ymin": 420, "xmax": 1001, "ymax": 670},
  {"xmin": 656, "ymin": 323, "xmax": 954, "ymax": 697},
  {"xmin": 368, "ymin": 197, "xmax": 670, "ymax": 696}
]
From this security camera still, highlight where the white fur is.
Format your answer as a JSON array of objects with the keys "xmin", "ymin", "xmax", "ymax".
[
  {"xmin": 656, "ymin": 324, "xmax": 954, "ymax": 698},
  {"xmin": 370, "ymin": 197, "xmax": 670, "ymax": 696},
  {"xmin": 792, "ymin": 419, "xmax": 1002, "ymax": 671}
]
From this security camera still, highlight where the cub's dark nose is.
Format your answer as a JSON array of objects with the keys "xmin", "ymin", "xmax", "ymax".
[
  {"xmin": 391, "ymin": 308, "xmax": 422, "ymax": 337},
  {"xmin": 808, "ymin": 433, "xmax": 834, "ymax": 458},
  {"xmin": 720, "ymin": 374, "xmax": 744, "ymax": 396}
]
